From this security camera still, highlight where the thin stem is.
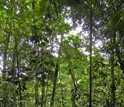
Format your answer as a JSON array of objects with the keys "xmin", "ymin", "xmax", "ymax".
[{"xmin": 89, "ymin": 8, "xmax": 93, "ymax": 107}]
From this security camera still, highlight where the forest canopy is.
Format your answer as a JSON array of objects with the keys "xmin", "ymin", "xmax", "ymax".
[{"xmin": 0, "ymin": 0, "xmax": 124, "ymax": 107}]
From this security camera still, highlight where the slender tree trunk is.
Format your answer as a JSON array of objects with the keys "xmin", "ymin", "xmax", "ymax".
[
  {"xmin": 18, "ymin": 82, "xmax": 22, "ymax": 107},
  {"xmin": 69, "ymin": 61, "xmax": 77, "ymax": 107},
  {"xmin": 89, "ymin": 8, "xmax": 93, "ymax": 107},
  {"xmin": 17, "ymin": 50, "xmax": 22, "ymax": 107},
  {"xmin": 35, "ymin": 45, "xmax": 39, "ymax": 107},
  {"xmin": 50, "ymin": 63, "xmax": 59, "ymax": 107},
  {"xmin": 68, "ymin": 60, "xmax": 78, "ymax": 107},
  {"xmin": 50, "ymin": 34, "xmax": 63, "ymax": 107},
  {"xmin": 32, "ymin": 0, "xmax": 39, "ymax": 106},
  {"xmin": 69, "ymin": 61, "xmax": 77, "ymax": 89},
  {"xmin": 10, "ymin": 36, "xmax": 18, "ymax": 107},
  {"xmin": 41, "ymin": 73, "xmax": 45, "ymax": 107},
  {"xmin": 11, "ymin": 36, "xmax": 18, "ymax": 80},
  {"xmin": 111, "ymin": 34, "xmax": 116, "ymax": 107}
]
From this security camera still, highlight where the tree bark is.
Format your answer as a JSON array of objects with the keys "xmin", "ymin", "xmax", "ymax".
[
  {"xmin": 41, "ymin": 72, "xmax": 45, "ymax": 107},
  {"xmin": 110, "ymin": 34, "xmax": 116, "ymax": 107},
  {"xmin": 89, "ymin": 8, "xmax": 93, "ymax": 107},
  {"xmin": 50, "ymin": 34, "xmax": 63, "ymax": 107},
  {"xmin": 11, "ymin": 36, "xmax": 18, "ymax": 80},
  {"xmin": 50, "ymin": 63, "xmax": 59, "ymax": 107},
  {"xmin": 17, "ymin": 51, "xmax": 23, "ymax": 107},
  {"xmin": 35, "ymin": 46, "xmax": 39, "ymax": 107}
]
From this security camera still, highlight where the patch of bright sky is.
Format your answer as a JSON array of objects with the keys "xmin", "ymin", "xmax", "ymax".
[
  {"xmin": 70, "ymin": 26, "xmax": 82, "ymax": 35},
  {"xmin": 65, "ymin": 18, "xmax": 83, "ymax": 35}
]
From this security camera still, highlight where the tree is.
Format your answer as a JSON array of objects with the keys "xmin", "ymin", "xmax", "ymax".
[{"xmin": 0, "ymin": 0, "xmax": 124, "ymax": 107}]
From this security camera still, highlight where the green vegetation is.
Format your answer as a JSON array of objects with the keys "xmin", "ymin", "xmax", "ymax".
[{"xmin": 0, "ymin": 0, "xmax": 124, "ymax": 107}]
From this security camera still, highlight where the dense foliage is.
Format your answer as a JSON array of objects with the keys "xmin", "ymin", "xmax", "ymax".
[{"xmin": 0, "ymin": 0, "xmax": 124, "ymax": 107}]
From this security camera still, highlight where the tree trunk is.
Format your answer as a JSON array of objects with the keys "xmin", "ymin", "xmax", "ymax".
[
  {"xmin": 41, "ymin": 73, "xmax": 45, "ymax": 107},
  {"xmin": 11, "ymin": 36, "xmax": 18, "ymax": 80},
  {"xmin": 110, "ymin": 34, "xmax": 116, "ymax": 107},
  {"xmin": 17, "ymin": 50, "xmax": 22, "ymax": 107},
  {"xmin": 69, "ymin": 61, "xmax": 77, "ymax": 89},
  {"xmin": 50, "ymin": 63, "xmax": 59, "ymax": 107},
  {"xmin": 89, "ymin": 8, "xmax": 93, "ymax": 107},
  {"xmin": 31, "ymin": 0, "xmax": 39, "ymax": 106},
  {"xmin": 35, "ymin": 46, "xmax": 39, "ymax": 107},
  {"xmin": 69, "ymin": 60, "xmax": 78, "ymax": 107},
  {"xmin": 50, "ymin": 34, "xmax": 63, "ymax": 107}
]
